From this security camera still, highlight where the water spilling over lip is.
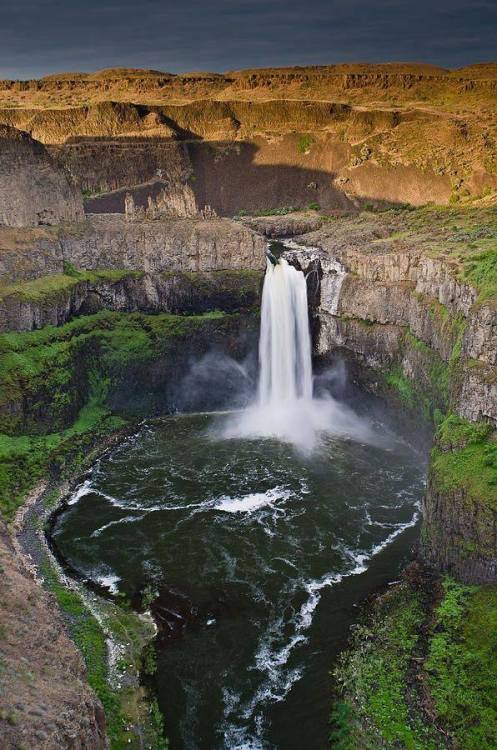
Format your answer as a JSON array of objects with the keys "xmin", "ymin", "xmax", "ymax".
[{"xmin": 220, "ymin": 255, "xmax": 373, "ymax": 451}]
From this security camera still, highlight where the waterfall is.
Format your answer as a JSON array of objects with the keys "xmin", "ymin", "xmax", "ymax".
[
  {"xmin": 258, "ymin": 258, "xmax": 313, "ymax": 405},
  {"xmin": 221, "ymin": 250, "xmax": 371, "ymax": 451}
]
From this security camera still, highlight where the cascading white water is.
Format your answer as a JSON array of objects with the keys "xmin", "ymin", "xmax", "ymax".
[
  {"xmin": 258, "ymin": 258, "xmax": 313, "ymax": 405},
  {"xmin": 222, "ymin": 249, "xmax": 372, "ymax": 451}
]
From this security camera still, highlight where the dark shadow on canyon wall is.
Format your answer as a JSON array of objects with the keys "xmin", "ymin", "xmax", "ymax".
[
  {"xmin": 186, "ymin": 141, "xmax": 353, "ymax": 215},
  {"xmin": 83, "ymin": 140, "xmax": 353, "ymax": 216}
]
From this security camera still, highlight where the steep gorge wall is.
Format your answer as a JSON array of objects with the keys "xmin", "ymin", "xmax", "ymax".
[
  {"xmin": 0, "ymin": 216, "xmax": 265, "ymax": 331},
  {"xmin": 3, "ymin": 100, "xmax": 492, "ymax": 210},
  {"xmin": 284, "ymin": 219, "xmax": 497, "ymax": 583}
]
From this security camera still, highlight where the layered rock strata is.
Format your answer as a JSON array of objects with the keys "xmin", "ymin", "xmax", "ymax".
[{"xmin": 281, "ymin": 215, "xmax": 497, "ymax": 582}]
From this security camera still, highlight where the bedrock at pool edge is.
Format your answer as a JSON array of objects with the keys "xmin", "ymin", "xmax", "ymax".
[{"xmin": 1, "ymin": 202, "xmax": 497, "ymax": 749}]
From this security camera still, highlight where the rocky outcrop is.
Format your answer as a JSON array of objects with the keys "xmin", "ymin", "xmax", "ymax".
[
  {"xmin": 0, "ymin": 269, "xmax": 262, "ymax": 333},
  {"xmin": 1, "ymin": 63, "xmax": 496, "ymax": 210},
  {"xmin": 0, "ymin": 519, "xmax": 107, "ymax": 750},
  {"xmin": 50, "ymin": 139, "xmax": 191, "ymax": 196},
  {"xmin": 0, "ymin": 125, "xmax": 83, "ymax": 228},
  {"xmin": 285, "ymin": 226, "xmax": 495, "ymax": 427},
  {"xmin": 421, "ymin": 482, "xmax": 497, "ymax": 584},
  {"xmin": 0, "ymin": 215, "xmax": 265, "ymax": 285}
]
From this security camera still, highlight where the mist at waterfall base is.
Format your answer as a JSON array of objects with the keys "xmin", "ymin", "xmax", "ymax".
[
  {"xmin": 50, "ymin": 258, "xmax": 428, "ymax": 749},
  {"xmin": 221, "ymin": 258, "xmax": 373, "ymax": 451}
]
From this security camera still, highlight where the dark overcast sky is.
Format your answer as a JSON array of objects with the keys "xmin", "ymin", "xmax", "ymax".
[{"xmin": 0, "ymin": 0, "xmax": 495, "ymax": 78}]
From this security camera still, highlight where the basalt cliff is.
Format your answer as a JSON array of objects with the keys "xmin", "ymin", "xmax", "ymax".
[{"xmin": 0, "ymin": 63, "xmax": 497, "ymax": 749}]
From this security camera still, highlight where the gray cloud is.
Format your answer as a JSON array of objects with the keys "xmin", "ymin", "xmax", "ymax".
[{"xmin": 0, "ymin": 0, "xmax": 495, "ymax": 78}]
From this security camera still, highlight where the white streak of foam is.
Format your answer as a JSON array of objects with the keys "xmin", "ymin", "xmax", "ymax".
[
  {"xmin": 67, "ymin": 478, "xmax": 93, "ymax": 505},
  {"xmin": 94, "ymin": 572, "xmax": 121, "ymax": 593},
  {"xmin": 214, "ymin": 487, "xmax": 292, "ymax": 514},
  {"xmin": 222, "ymin": 503, "xmax": 421, "ymax": 745}
]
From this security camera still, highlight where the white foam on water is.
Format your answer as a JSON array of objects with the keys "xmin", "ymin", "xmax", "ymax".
[
  {"xmin": 67, "ymin": 478, "xmax": 94, "ymax": 505},
  {"xmin": 214, "ymin": 487, "xmax": 292, "ymax": 514},
  {"xmin": 91, "ymin": 514, "xmax": 145, "ymax": 538}
]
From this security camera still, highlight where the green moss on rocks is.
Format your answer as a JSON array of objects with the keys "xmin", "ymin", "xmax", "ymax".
[
  {"xmin": 383, "ymin": 329, "xmax": 450, "ymax": 421},
  {"xmin": 0, "ymin": 269, "xmax": 144, "ymax": 305},
  {"xmin": 461, "ymin": 248, "xmax": 497, "ymax": 303},
  {"xmin": 425, "ymin": 578, "xmax": 497, "ymax": 749},
  {"xmin": 431, "ymin": 415, "xmax": 497, "ymax": 508},
  {"xmin": 331, "ymin": 574, "xmax": 442, "ymax": 750},
  {"xmin": 0, "ymin": 309, "xmax": 249, "ymax": 520},
  {"xmin": 332, "ymin": 573, "xmax": 497, "ymax": 750}
]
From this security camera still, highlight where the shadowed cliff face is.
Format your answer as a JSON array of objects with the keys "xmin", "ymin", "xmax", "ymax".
[{"xmin": 0, "ymin": 124, "xmax": 83, "ymax": 228}]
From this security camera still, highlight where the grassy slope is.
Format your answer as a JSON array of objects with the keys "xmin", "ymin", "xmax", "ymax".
[{"xmin": 431, "ymin": 414, "xmax": 497, "ymax": 508}]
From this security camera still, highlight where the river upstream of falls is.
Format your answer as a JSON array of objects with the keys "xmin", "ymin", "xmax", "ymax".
[{"xmin": 50, "ymin": 258, "xmax": 427, "ymax": 749}]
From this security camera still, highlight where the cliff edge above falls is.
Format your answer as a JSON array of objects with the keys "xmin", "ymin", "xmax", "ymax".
[{"xmin": 0, "ymin": 214, "xmax": 265, "ymax": 332}]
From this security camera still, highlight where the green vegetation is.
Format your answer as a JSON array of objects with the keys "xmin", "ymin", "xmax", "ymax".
[
  {"xmin": 383, "ymin": 328, "xmax": 451, "ymax": 421},
  {"xmin": 431, "ymin": 414, "xmax": 497, "ymax": 506},
  {"xmin": 297, "ymin": 134, "xmax": 314, "ymax": 154},
  {"xmin": 332, "ymin": 580, "xmax": 442, "ymax": 750},
  {"xmin": 461, "ymin": 248, "xmax": 497, "ymax": 303},
  {"xmin": 333, "ymin": 575, "xmax": 497, "ymax": 750},
  {"xmin": 41, "ymin": 560, "xmax": 128, "ymax": 746},
  {"xmin": 425, "ymin": 578, "xmax": 497, "ymax": 749},
  {"xmin": 385, "ymin": 366, "xmax": 417, "ymax": 409},
  {"xmin": 41, "ymin": 556, "xmax": 167, "ymax": 749},
  {"xmin": 389, "ymin": 205, "xmax": 497, "ymax": 302},
  {"xmin": 235, "ymin": 206, "xmax": 300, "ymax": 218},
  {"xmin": 0, "ymin": 309, "xmax": 244, "ymax": 520},
  {"xmin": 0, "ymin": 269, "xmax": 143, "ymax": 305}
]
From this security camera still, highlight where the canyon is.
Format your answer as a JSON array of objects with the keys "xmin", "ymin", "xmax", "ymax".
[{"xmin": 0, "ymin": 63, "xmax": 496, "ymax": 749}]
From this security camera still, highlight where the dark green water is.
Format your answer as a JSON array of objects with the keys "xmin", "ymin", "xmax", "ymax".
[{"xmin": 51, "ymin": 411, "xmax": 426, "ymax": 750}]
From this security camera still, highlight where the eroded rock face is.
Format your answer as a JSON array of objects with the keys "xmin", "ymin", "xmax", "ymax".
[
  {"xmin": 0, "ymin": 521, "xmax": 107, "ymax": 750},
  {"xmin": 285, "ymin": 225, "xmax": 497, "ymax": 584},
  {"xmin": 62, "ymin": 216, "xmax": 265, "ymax": 274},
  {"xmin": 0, "ymin": 215, "xmax": 265, "ymax": 284},
  {"xmin": 421, "ymin": 481, "xmax": 497, "ymax": 584},
  {"xmin": 0, "ymin": 125, "xmax": 83, "ymax": 228},
  {"xmin": 0, "ymin": 270, "xmax": 263, "ymax": 333}
]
